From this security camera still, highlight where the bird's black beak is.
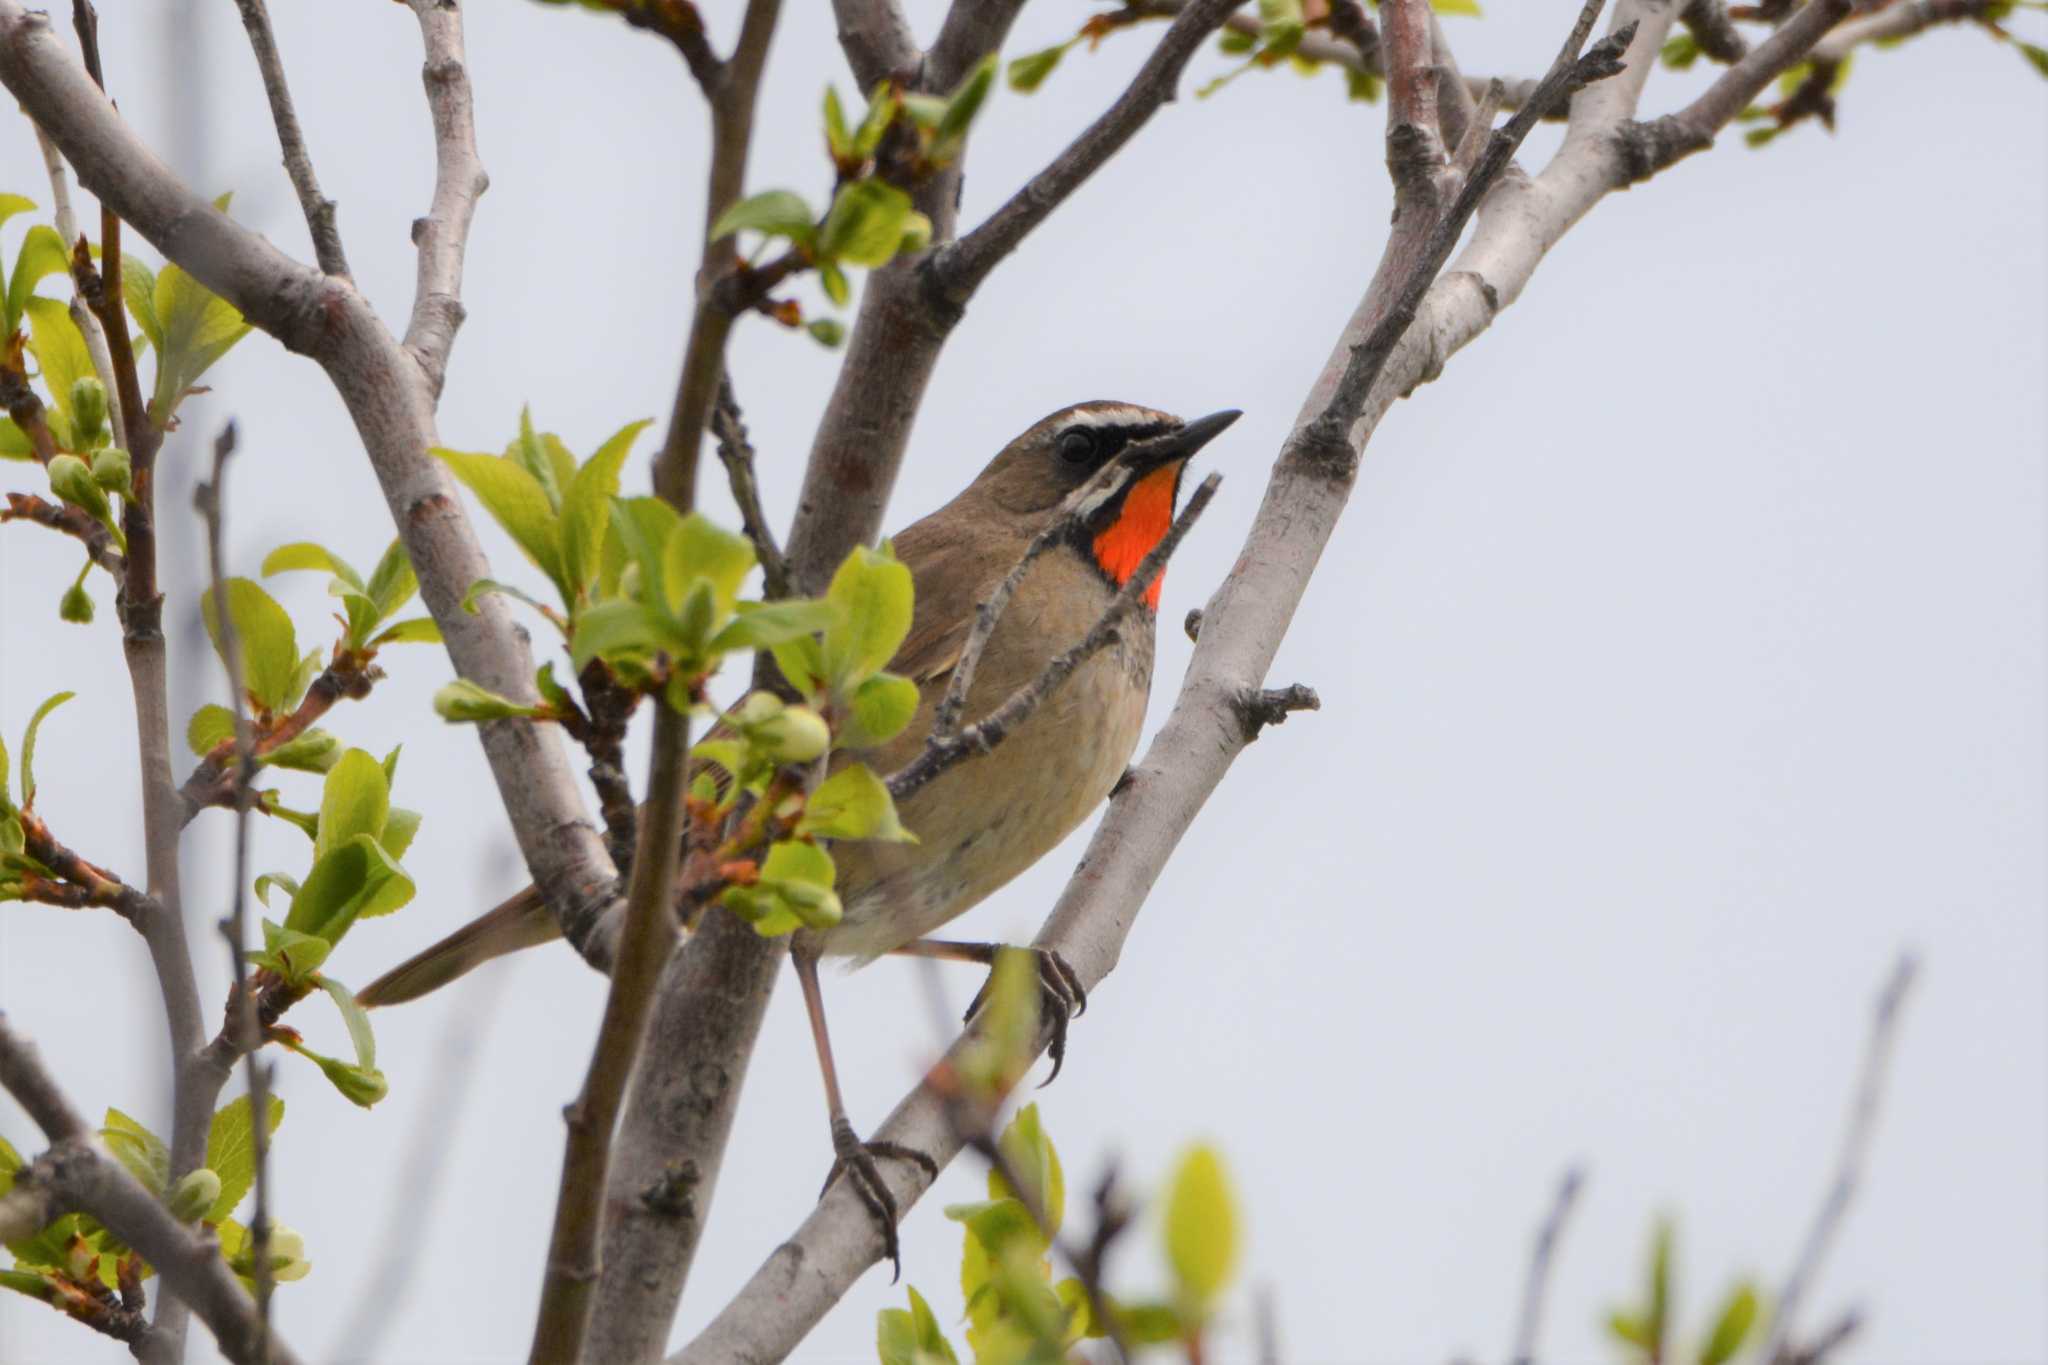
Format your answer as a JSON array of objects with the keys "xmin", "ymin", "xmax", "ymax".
[{"xmin": 1123, "ymin": 408, "xmax": 1242, "ymax": 474}]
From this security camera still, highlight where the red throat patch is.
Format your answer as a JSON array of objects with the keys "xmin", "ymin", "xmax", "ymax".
[{"xmin": 1091, "ymin": 462, "xmax": 1181, "ymax": 610}]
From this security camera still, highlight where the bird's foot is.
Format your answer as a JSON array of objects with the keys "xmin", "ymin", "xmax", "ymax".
[
  {"xmin": 964, "ymin": 946, "xmax": 1088, "ymax": 1086},
  {"xmin": 821, "ymin": 1115, "xmax": 938, "ymax": 1281}
]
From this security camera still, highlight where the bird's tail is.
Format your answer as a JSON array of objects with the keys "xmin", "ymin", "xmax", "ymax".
[{"xmin": 356, "ymin": 885, "xmax": 560, "ymax": 1008}]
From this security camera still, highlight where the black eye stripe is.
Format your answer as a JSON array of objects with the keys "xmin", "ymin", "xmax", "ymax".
[{"xmin": 1058, "ymin": 420, "xmax": 1174, "ymax": 463}]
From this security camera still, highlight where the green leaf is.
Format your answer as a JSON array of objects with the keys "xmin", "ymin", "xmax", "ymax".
[
  {"xmin": 434, "ymin": 448, "xmax": 565, "ymax": 595},
  {"xmin": 260, "ymin": 541, "xmax": 361, "ymax": 589},
  {"xmin": 1699, "ymin": 1282, "xmax": 1761, "ymax": 1365},
  {"xmin": 807, "ymin": 317, "xmax": 846, "ymax": 348},
  {"xmin": 944, "ymin": 1196, "xmax": 1041, "ymax": 1260},
  {"xmin": 286, "ymin": 834, "xmax": 414, "ymax": 943},
  {"xmin": 200, "ymin": 577, "xmax": 300, "ymax": 713},
  {"xmin": 797, "ymin": 762, "xmax": 914, "ymax": 842},
  {"xmin": 1110, "ymin": 1299, "xmax": 1184, "ymax": 1346},
  {"xmin": 434, "ymin": 679, "xmax": 548, "ymax": 723},
  {"xmin": 561, "ymin": 418, "xmax": 651, "ymax": 598},
  {"xmin": 568, "ymin": 598, "xmax": 670, "ymax": 672},
  {"xmin": 23, "ymin": 297, "xmax": 92, "ymax": 430},
  {"xmin": 253, "ymin": 875, "xmax": 299, "ymax": 909},
  {"xmin": 295, "ymin": 1044, "xmax": 388, "ymax": 1109},
  {"xmin": 1163, "ymin": 1144, "xmax": 1239, "ymax": 1312},
  {"xmin": 121, "ymin": 257, "xmax": 160, "ymax": 352},
  {"xmin": 819, "ymin": 180, "xmax": 915, "ymax": 268},
  {"xmin": 379, "ymin": 806, "xmax": 423, "ymax": 863},
  {"xmin": 364, "ymin": 538, "xmax": 419, "ymax": 620},
  {"xmin": 0, "ymin": 416, "xmax": 34, "ymax": 460},
  {"xmin": 1606, "ymin": 1310, "xmax": 1653, "ymax": 1348},
  {"xmin": 609, "ymin": 495, "xmax": 684, "ymax": 605},
  {"xmin": 508, "ymin": 406, "xmax": 564, "ymax": 509},
  {"xmin": 370, "ymin": 617, "xmax": 441, "ymax": 647},
  {"xmin": 186, "ymin": 704, "xmax": 237, "ymax": 757},
  {"xmin": 461, "ymin": 577, "xmax": 565, "ymax": 629},
  {"xmin": 315, "ymin": 975, "xmax": 378, "ymax": 1069},
  {"xmin": 7, "ymin": 225, "xmax": 73, "ymax": 336},
  {"xmin": 1661, "ymin": 32, "xmax": 1701, "ymax": 69},
  {"xmin": 708, "ymin": 599, "xmax": 838, "ymax": 653},
  {"xmin": 1007, "ymin": 44, "xmax": 1067, "ymax": 93},
  {"xmin": 1646, "ymin": 1216, "xmax": 1674, "ymax": 1356},
  {"xmin": 663, "ymin": 512, "xmax": 757, "ymax": 616},
  {"xmin": 822, "ymin": 543, "xmax": 912, "ymax": 689},
  {"xmin": 255, "ymin": 917, "xmax": 330, "ymax": 981},
  {"xmin": 840, "ymin": 671, "xmax": 919, "ymax": 749},
  {"xmin": 991, "ymin": 1102, "xmax": 1064, "ymax": 1236},
  {"xmin": 772, "ymin": 633, "xmax": 828, "ymax": 700},
  {"xmin": 149, "ymin": 263, "xmax": 253, "ymax": 418},
  {"xmin": 204, "ymin": 1094, "xmax": 283, "ymax": 1223},
  {"xmin": 0, "ymin": 193, "xmax": 35, "ymax": 231},
  {"xmin": 1429, "ymin": 0, "xmax": 1482, "ymax": 13},
  {"xmin": 756, "ymin": 838, "xmax": 842, "ymax": 929},
  {"xmin": 709, "ymin": 189, "xmax": 817, "ymax": 250},
  {"xmin": 818, "ymin": 260, "xmax": 850, "ymax": 308},
  {"xmin": 265, "ymin": 728, "xmax": 340, "ymax": 773},
  {"xmin": 824, "ymin": 85, "xmax": 853, "ymax": 161},
  {"xmin": 101, "ymin": 1108, "xmax": 170, "ymax": 1195},
  {"xmin": 877, "ymin": 1284, "xmax": 960, "ymax": 1365},
  {"xmin": 933, "ymin": 52, "xmax": 998, "ymax": 154},
  {"xmin": 2018, "ymin": 40, "xmax": 2048, "ymax": 78},
  {"xmin": 19, "ymin": 690, "xmax": 73, "ymax": 808},
  {"xmin": 314, "ymin": 748, "xmax": 389, "ymax": 864}
]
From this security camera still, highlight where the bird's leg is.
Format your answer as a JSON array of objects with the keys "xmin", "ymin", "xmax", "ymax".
[
  {"xmin": 890, "ymin": 939, "xmax": 1087, "ymax": 1084},
  {"xmin": 793, "ymin": 947, "xmax": 936, "ymax": 1280}
]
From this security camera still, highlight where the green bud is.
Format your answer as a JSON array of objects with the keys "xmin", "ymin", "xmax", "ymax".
[
  {"xmin": 167, "ymin": 1168, "xmax": 222, "ymax": 1223},
  {"xmin": 48, "ymin": 453, "xmax": 113, "ymax": 525},
  {"xmin": 314, "ymin": 1053, "xmax": 388, "ymax": 1108},
  {"xmin": 754, "ymin": 705, "xmax": 830, "ymax": 763},
  {"xmin": 59, "ymin": 578, "xmax": 94, "ymax": 624},
  {"xmin": 897, "ymin": 212, "xmax": 933, "ymax": 256},
  {"xmin": 806, "ymin": 318, "xmax": 846, "ymax": 349},
  {"xmin": 70, "ymin": 376, "xmax": 108, "ymax": 444},
  {"xmin": 776, "ymin": 880, "xmax": 843, "ymax": 929},
  {"xmin": 733, "ymin": 690, "xmax": 786, "ymax": 727},
  {"xmin": 91, "ymin": 445, "xmax": 132, "ymax": 498}
]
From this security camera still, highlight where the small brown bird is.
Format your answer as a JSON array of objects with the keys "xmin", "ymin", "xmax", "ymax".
[{"xmin": 360, "ymin": 400, "xmax": 1237, "ymax": 1256}]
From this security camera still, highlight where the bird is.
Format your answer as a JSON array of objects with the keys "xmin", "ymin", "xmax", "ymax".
[{"xmin": 358, "ymin": 399, "xmax": 1239, "ymax": 1262}]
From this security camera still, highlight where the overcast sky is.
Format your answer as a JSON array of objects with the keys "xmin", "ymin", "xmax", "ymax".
[{"xmin": 2, "ymin": 2, "xmax": 2043, "ymax": 1363}]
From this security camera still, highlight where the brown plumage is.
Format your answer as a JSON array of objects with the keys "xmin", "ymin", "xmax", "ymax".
[{"xmin": 359, "ymin": 401, "xmax": 1237, "ymax": 1007}]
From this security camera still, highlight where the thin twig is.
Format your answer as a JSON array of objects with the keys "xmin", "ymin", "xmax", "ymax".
[
  {"xmin": 175, "ymin": 653, "xmax": 382, "ymax": 823},
  {"xmin": 889, "ymin": 472, "xmax": 1221, "ymax": 802},
  {"xmin": 1, "ymin": 490, "xmax": 123, "ymax": 574},
  {"xmin": 1509, "ymin": 1166, "xmax": 1585, "ymax": 1365},
  {"xmin": 194, "ymin": 420, "xmax": 277, "ymax": 1356},
  {"xmin": 710, "ymin": 372, "xmax": 788, "ymax": 600},
  {"xmin": 1760, "ymin": 953, "xmax": 1919, "ymax": 1365},
  {"xmin": 230, "ymin": 0, "xmax": 347, "ymax": 277}
]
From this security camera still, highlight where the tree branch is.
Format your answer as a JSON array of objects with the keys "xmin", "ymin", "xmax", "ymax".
[
  {"xmin": 1760, "ymin": 952, "xmax": 1919, "ymax": 1365},
  {"xmin": 831, "ymin": 0, "xmax": 918, "ymax": 88},
  {"xmin": 710, "ymin": 373, "xmax": 788, "ymax": 600},
  {"xmin": 671, "ymin": 8, "xmax": 1643, "ymax": 1356},
  {"xmin": 1, "ymin": 490, "xmax": 124, "ymax": 574},
  {"xmin": 0, "ymin": 1014, "xmax": 306, "ymax": 1365},
  {"xmin": 1509, "ymin": 1167, "xmax": 1585, "ymax": 1365},
  {"xmin": 1680, "ymin": 0, "xmax": 1750, "ymax": 63},
  {"xmin": 230, "ymin": 0, "xmax": 348, "ymax": 277},
  {"xmin": 402, "ymin": 0, "xmax": 487, "ymax": 395}
]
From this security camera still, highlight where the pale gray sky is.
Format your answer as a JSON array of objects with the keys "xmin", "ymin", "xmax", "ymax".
[{"xmin": 2, "ymin": 2, "xmax": 2042, "ymax": 1363}]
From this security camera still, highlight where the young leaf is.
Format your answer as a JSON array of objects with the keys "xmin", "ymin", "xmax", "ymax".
[
  {"xmin": 149, "ymin": 263, "xmax": 253, "ymax": 419},
  {"xmin": 286, "ymin": 834, "xmax": 414, "ymax": 943},
  {"xmin": 992, "ymin": 1103, "xmax": 1065, "ymax": 1236},
  {"xmin": 509, "ymin": 406, "xmax": 565, "ymax": 509},
  {"xmin": 876, "ymin": 1284, "xmax": 961, "ymax": 1365},
  {"xmin": 433, "ymin": 448, "xmax": 566, "ymax": 595},
  {"xmin": 261, "ymin": 541, "xmax": 362, "ymax": 589},
  {"xmin": 7, "ymin": 224, "xmax": 74, "ymax": 335},
  {"xmin": 253, "ymin": 875, "xmax": 300, "ymax": 909},
  {"xmin": 19, "ymin": 690, "xmax": 74, "ymax": 809},
  {"xmin": 314, "ymin": 748, "xmax": 389, "ymax": 864},
  {"xmin": 433, "ymin": 679, "xmax": 549, "ymax": 723},
  {"xmin": 379, "ymin": 806, "xmax": 423, "ymax": 863},
  {"xmin": 185, "ymin": 704, "xmax": 238, "ymax": 757},
  {"xmin": 796, "ymin": 762, "xmax": 914, "ymax": 842},
  {"xmin": 822, "ymin": 543, "xmax": 912, "ymax": 689},
  {"xmin": 663, "ymin": 513, "xmax": 757, "ymax": 615},
  {"xmin": 204, "ymin": 1095, "xmax": 284, "ymax": 1223},
  {"xmin": 1698, "ymin": 1282, "xmax": 1761, "ymax": 1365},
  {"xmin": 370, "ymin": 617, "xmax": 441, "ymax": 647},
  {"xmin": 121, "ymin": 256, "xmax": 160, "ymax": 351},
  {"xmin": 315, "ymin": 975, "xmax": 378, "ymax": 1070},
  {"xmin": 265, "ymin": 729, "xmax": 341, "ymax": 774},
  {"xmin": 709, "ymin": 189, "xmax": 818, "ymax": 250},
  {"xmin": 363, "ymin": 538, "xmax": 419, "ymax": 620},
  {"xmin": 932, "ymin": 52, "xmax": 998, "ymax": 155},
  {"xmin": 568, "ymin": 598, "xmax": 671, "ymax": 672},
  {"xmin": 1007, "ymin": 44, "xmax": 1067, "ymax": 93},
  {"xmin": 707, "ymin": 599, "xmax": 838, "ymax": 653},
  {"xmin": 101, "ymin": 1109, "xmax": 170, "ymax": 1196},
  {"xmin": 819, "ymin": 180, "xmax": 915, "ymax": 268},
  {"xmin": 560, "ymin": 418, "xmax": 652, "ymax": 598},
  {"xmin": 839, "ymin": 672, "xmax": 920, "ymax": 749},
  {"xmin": 1163, "ymin": 1144, "xmax": 1240, "ymax": 1313},
  {"xmin": 22, "ymin": 297, "xmax": 92, "ymax": 425},
  {"xmin": 200, "ymin": 577, "xmax": 301, "ymax": 713}
]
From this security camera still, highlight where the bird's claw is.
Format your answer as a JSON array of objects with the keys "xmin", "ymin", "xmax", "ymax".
[
  {"xmin": 963, "ymin": 947, "xmax": 1088, "ymax": 1086},
  {"xmin": 821, "ymin": 1115, "xmax": 938, "ymax": 1282}
]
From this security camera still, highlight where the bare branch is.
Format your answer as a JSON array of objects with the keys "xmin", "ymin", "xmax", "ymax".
[
  {"xmin": 231, "ymin": 0, "xmax": 348, "ymax": 277},
  {"xmin": 402, "ymin": 0, "xmax": 488, "ymax": 395},
  {"xmin": 1235, "ymin": 682, "xmax": 1320, "ymax": 741},
  {"xmin": 831, "ymin": 0, "xmax": 918, "ymax": 87},
  {"xmin": 710, "ymin": 373, "xmax": 789, "ymax": 600},
  {"xmin": 926, "ymin": 0, "xmax": 1032, "ymax": 91},
  {"xmin": 934, "ymin": 0, "xmax": 1240, "ymax": 304},
  {"xmin": 893, "ymin": 471, "xmax": 1223, "ymax": 802},
  {"xmin": 0, "ymin": 1013, "xmax": 87, "ymax": 1140},
  {"xmin": 193, "ymin": 421, "xmax": 279, "ymax": 1347},
  {"xmin": 1812, "ymin": 0, "xmax": 1996, "ymax": 62},
  {"xmin": 1, "ymin": 490, "xmax": 124, "ymax": 574},
  {"xmin": 1761, "ymin": 953, "xmax": 1920, "ymax": 1365},
  {"xmin": 1509, "ymin": 1166, "xmax": 1586, "ymax": 1365},
  {"xmin": 1619, "ymin": 0, "xmax": 1853, "ymax": 179},
  {"xmin": 1680, "ymin": 0, "xmax": 1750, "ymax": 63}
]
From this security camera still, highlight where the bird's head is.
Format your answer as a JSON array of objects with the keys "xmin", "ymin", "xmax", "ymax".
[{"xmin": 972, "ymin": 401, "xmax": 1240, "ymax": 609}]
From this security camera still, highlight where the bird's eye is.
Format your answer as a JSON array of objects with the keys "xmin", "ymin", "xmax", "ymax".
[{"xmin": 1057, "ymin": 428, "xmax": 1097, "ymax": 465}]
